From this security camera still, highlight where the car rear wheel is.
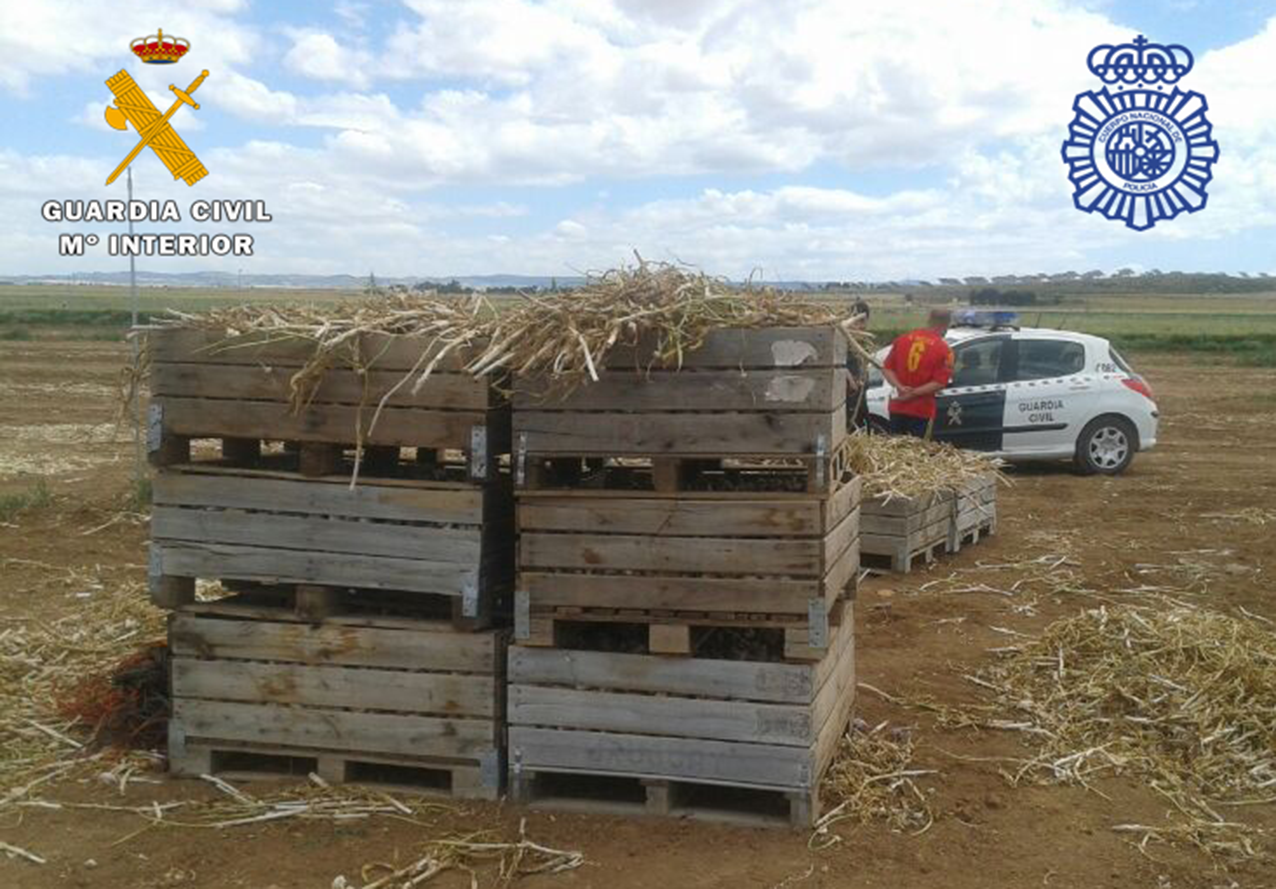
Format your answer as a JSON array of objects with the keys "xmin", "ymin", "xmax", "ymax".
[{"xmin": 1075, "ymin": 416, "xmax": 1137, "ymax": 475}]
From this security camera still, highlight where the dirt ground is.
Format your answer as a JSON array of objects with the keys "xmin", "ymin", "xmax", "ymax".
[{"xmin": 2, "ymin": 340, "xmax": 1273, "ymax": 889}]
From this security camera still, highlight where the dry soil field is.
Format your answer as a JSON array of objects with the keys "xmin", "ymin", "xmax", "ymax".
[{"xmin": 1, "ymin": 338, "xmax": 1274, "ymax": 889}]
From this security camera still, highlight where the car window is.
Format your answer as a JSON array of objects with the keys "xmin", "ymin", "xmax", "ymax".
[
  {"xmin": 867, "ymin": 365, "xmax": 882, "ymax": 388},
  {"xmin": 950, "ymin": 339, "xmax": 1005, "ymax": 388},
  {"xmin": 1109, "ymin": 347, "xmax": 1134, "ymax": 373},
  {"xmin": 1015, "ymin": 338, "xmax": 1086, "ymax": 381}
]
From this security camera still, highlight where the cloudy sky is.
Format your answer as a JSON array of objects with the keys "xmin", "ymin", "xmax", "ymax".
[{"xmin": 2, "ymin": 0, "xmax": 1275, "ymax": 280}]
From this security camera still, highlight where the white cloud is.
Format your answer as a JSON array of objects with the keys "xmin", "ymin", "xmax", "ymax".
[{"xmin": 284, "ymin": 30, "xmax": 372, "ymax": 89}]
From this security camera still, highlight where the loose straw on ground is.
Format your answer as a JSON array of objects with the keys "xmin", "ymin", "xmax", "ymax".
[
  {"xmin": 814, "ymin": 720, "xmax": 937, "ymax": 849},
  {"xmin": 951, "ymin": 601, "xmax": 1276, "ymax": 859}
]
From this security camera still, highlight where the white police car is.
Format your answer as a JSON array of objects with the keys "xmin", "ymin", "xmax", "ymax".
[{"xmin": 865, "ymin": 312, "xmax": 1160, "ymax": 474}]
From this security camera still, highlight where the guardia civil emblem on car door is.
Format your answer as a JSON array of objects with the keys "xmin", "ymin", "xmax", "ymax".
[{"xmin": 1061, "ymin": 35, "xmax": 1219, "ymax": 231}]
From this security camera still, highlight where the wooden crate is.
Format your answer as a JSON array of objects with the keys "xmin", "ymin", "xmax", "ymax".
[
  {"xmin": 507, "ymin": 606, "xmax": 856, "ymax": 827},
  {"xmin": 948, "ymin": 475, "xmax": 998, "ymax": 553},
  {"xmin": 149, "ymin": 466, "xmax": 513, "ymax": 627},
  {"xmin": 146, "ymin": 328, "xmax": 510, "ymax": 480},
  {"xmin": 513, "ymin": 477, "xmax": 861, "ymax": 658},
  {"xmin": 167, "ymin": 610, "xmax": 506, "ymax": 799},
  {"xmin": 513, "ymin": 327, "xmax": 850, "ymax": 494},
  {"xmin": 859, "ymin": 490, "xmax": 955, "ymax": 573}
]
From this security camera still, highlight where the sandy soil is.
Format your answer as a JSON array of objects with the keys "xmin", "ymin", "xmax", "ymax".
[{"xmin": 1, "ymin": 340, "xmax": 1273, "ymax": 889}]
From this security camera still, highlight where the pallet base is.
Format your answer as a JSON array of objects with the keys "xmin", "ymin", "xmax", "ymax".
[
  {"xmin": 516, "ymin": 598, "xmax": 851, "ymax": 662},
  {"xmin": 510, "ymin": 769, "xmax": 816, "ymax": 828},
  {"xmin": 168, "ymin": 741, "xmax": 501, "ymax": 800},
  {"xmin": 860, "ymin": 536, "xmax": 946, "ymax": 574},
  {"xmin": 948, "ymin": 517, "xmax": 997, "ymax": 554}
]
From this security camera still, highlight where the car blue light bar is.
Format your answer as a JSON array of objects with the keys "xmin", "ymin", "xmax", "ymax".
[{"xmin": 953, "ymin": 310, "xmax": 1019, "ymax": 328}]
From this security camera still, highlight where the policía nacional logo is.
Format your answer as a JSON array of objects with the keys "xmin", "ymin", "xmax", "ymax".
[{"xmin": 1061, "ymin": 35, "xmax": 1219, "ymax": 231}]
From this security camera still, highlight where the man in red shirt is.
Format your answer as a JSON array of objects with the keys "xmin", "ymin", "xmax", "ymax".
[{"xmin": 882, "ymin": 309, "xmax": 954, "ymax": 438}]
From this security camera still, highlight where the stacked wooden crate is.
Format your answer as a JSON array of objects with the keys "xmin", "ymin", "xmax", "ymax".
[
  {"xmin": 506, "ymin": 327, "xmax": 860, "ymax": 826},
  {"xmin": 861, "ymin": 474, "xmax": 999, "ymax": 573},
  {"xmin": 146, "ymin": 328, "xmax": 510, "ymax": 798},
  {"xmin": 859, "ymin": 490, "xmax": 954, "ymax": 573}
]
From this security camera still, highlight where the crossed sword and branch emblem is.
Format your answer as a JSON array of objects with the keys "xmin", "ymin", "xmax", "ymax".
[{"xmin": 104, "ymin": 69, "xmax": 210, "ymax": 186}]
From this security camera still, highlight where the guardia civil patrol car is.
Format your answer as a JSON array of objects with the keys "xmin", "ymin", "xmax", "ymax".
[{"xmin": 865, "ymin": 312, "xmax": 1159, "ymax": 474}]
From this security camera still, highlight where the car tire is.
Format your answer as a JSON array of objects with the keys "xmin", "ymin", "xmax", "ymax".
[
  {"xmin": 868, "ymin": 416, "xmax": 891, "ymax": 436},
  {"xmin": 1074, "ymin": 415, "xmax": 1138, "ymax": 475}
]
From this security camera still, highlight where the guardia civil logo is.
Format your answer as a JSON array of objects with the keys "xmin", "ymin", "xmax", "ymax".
[{"xmin": 1061, "ymin": 35, "xmax": 1219, "ymax": 231}]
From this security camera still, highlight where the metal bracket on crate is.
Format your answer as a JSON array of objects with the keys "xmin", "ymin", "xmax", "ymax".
[
  {"xmin": 479, "ymin": 750, "xmax": 500, "ymax": 790},
  {"xmin": 514, "ymin": 589, "xmax": 530, "ymax": 640},
  {"xmin": 807, "ymin": 597, "xmax": 828, "ymax": 649},
  {"xmin": 514, "ymin": 432, "xmax": 528, "ymax": 487},
  {"xmin": 814, "ymin": 434, "xmax": 827, "ymax": 489},
  {"xmin": 169, "ymin": 722, "xmax": 187, "ymax": 758},
  {"xmin": 511, "ymin": 747, "xmax": 523, "ymax": 776},
  {"xmin": 469, "ymin": 425, "xmax": 488, "ymax": 481},
  {"xmin": 146, "ymin": 403, "xmax": 164, "ymax": 453},
  {"xmin": 461, "ymin": 573, "xmax": 479, "ymax": 618},
  {"xmin": 797, "ymin": 762, "xmax": 812, "ymax": 789},
  {"xmin": 147, "ymin": 546, "xmax": 163, "ymax": 593}
]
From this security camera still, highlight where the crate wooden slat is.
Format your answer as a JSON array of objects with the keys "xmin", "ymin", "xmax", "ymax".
[
  {"xmin": 514, "ymin": 477, "xmax": 860, "ymax": 653},
  {"xmin": 512, "ymin": 327, "xmax": 851, "ymax": 493},
  {"xmin": 168, "ymin": 612, "xmax": 506, "ymax": 799},
  {"xmin": 149, "ymin": 468, "xmax": 513, "ymax": 625},
  {"xmin": 146, "ymin": 328, "xmax": 510, "ymax": 472},
  {"xmin": 507, "ymin": 607, "xmax": 855, "ymax": 827},
  {"xmin": 860, "ymin": 490, "xmax": 955, "ymax": 573},
  {"xmin": 948, "ymin": 474, "xmax": 999, "ymax": 552}
]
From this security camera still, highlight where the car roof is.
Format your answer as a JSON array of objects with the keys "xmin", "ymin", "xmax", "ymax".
[{"xmin": 872, "ymin": 326, "xmax": 1109, "ymax": 359}]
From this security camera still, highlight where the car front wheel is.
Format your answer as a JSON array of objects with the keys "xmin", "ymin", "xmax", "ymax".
[{"xmin": 1075, "ymin": 416, "xmax": 1137, "ymax": 475}]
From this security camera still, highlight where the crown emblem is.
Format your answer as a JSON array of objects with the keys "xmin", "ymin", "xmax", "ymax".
[
  {"xmin": 130, "ymin": 28, "xmax": 191, "ymax": 65},
  {"xmin": 1087, "ymin": 35, "xmax": 1193, "ymax": 86}
]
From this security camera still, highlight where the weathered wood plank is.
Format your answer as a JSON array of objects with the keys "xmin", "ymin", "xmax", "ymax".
[
  {"xmin": 514, "ymin": 410, "xmax": 844, "ymax": 457},
  {"xmin": 153, "ymin": 472, "xmax": 486, "ymax": 524},
  {"xmin": 518, "ymin": 497, "xmax": 827, "ymax": 538},
  {"xmin": 519, "ymin": 530, "xmax": 826, "ymax": 577},
  {"xmin": 509, "ymin": 686, "xmax": 813, "ymax": 746},
  {"xmin": 514, "ymin": 369, "xmax": 846, "ymax": 412},
  {"xmin": 509, "ymin": 727, "xmax": 810, "ymax": 789},
  {"xmin": 518, "ymin": 572, "xmax": 823, "ymax": 615},
  {"xmin": 861, "ymin": 490, "xmax": 952, "ymax": 518},
  {"xmin": 506, "ymin": 646, "xmax": 817, "ymax": 703},
  {"xmin": 153, "ymin": 506, "xmax": 483, "ymax": 564},
  {"xmin": 147, "ymin": 328, "xmax": 473, "ymax": 372},
  {"xmin": 601, "ymin": 327, "xmax": 847, "ymax": 371},
  {"xmin": 173, "ymin": 658, "xmax": 498, "ymax": 718},
  {"xmin": 155, "ymin": 542, "xmax": 478, "ymax": 596},
  {"xmin": 155, "ymin": 397, "xmax": 508, "ymax": 452},
  {"xmin": 169, "ymin": 613, "xmax": 500, "ymax": 672},
  {"xmin": 153, "ymin": 362, "xmax": 492, "ymax": 410},
  {"xmin": 174, "ymin": 699, "xmax": 497, "ymax": 759},
  {"xmin": 860, "ymin": 500, "xmax": 952, "ymax": 536}
]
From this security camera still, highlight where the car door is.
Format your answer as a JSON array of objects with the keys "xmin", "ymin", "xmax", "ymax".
[
  {"xmin": 932, "ymin": 335, "xmax": 1011, "ymax": 452},
  {"xmin": 1001, "ymin": 335, "xmax": 1093, "ymax": 456}
]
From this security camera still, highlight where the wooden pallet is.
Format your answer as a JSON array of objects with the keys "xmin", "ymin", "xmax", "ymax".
[
  {"xmin": 149, "ymin": 467, "xmax": 513, "ymax": 628},
  {"xmin": 860, "ymin": 490, "xmax": 954, "ymax": 573},
  {"xmin": 512, "ymin": 327, "xmax": 851, "ymax": 494},
  {"xmin": 506, "ymin": 605, "xmax": 856, "ymax": 828},
  {"xmin": 146, "ymin": 328, "xmax": 510, "ymax": 481},
  {"xmin": 516, "ymin": 596, "xmax": 853, "ymax": 663},
  {"xmin": 513, "ymin": 478, "xmax": 861, "ymax": 657},
  {"xmin": 167, "ymin": 611, "xmax": 506, "ymax": 799}
]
